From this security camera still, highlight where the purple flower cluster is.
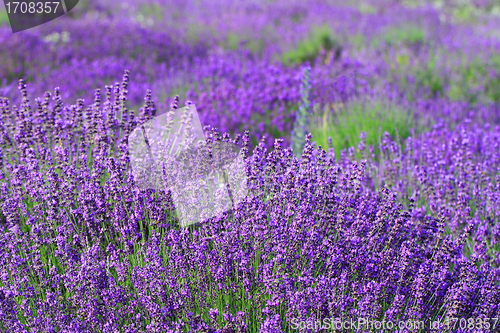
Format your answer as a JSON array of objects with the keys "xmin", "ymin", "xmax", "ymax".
[{"xmin": 1, "ymin": 0, "xmax": 500, "ymax": 331}]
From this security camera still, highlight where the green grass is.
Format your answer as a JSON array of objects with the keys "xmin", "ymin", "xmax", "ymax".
[
  {"xmin": 395, "ymin": 49, "xmax": 500, "ymax": 105},
  {"xmin": 0, "ymin": 9, "xmax": 8, "ymax": 27},
  {"xmin": 401, "ymin": 0, "xmax": 500, "ymax": 23},
  {"xmin": 384, "ymin": 49, "xmax": 445, "ymax": 102},
  {"xmin": 185, "ymin": 21, "xmax": 219, "ymax": 45},
  {"xmin": 448, "ymin": 52, "xmax": 500, "ymax": 105},
  {"xmin": 223, "ymin": 31, "xmax": 267, "ymax": 56},
  {"xmin": 373, "ymin": 25, "xmax": 427, "ymax": 49},
  {"xmin": 309, "ymin": 98, "xmax": 419, "ymax": 160},
  {"xmin": 138, "ymin": 3, "xmax": 164, "ymax": 21},
  {"xmin": 358, "ymin": 2, "xmax": 376, "ymax": 14},
  {"xmin": 280, "ymin": 24, "xmax": 342, "ymax": 66},
  {"xmin": 413, "ymin": 52, "xmax": 445, "ymax": 100},
  {"xmin": 349, "ymin": 32, "xmax": 366, "ymax": 52}
]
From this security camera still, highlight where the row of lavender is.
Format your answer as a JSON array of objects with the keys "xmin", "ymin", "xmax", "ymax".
[
  {"xmin": 2, "ymin": 1, "xmax": 500, "ymax": 145},
  {"xmin": 0, "ymin": 0, "xmax": 500, "ymax": 332},
  {"xmin": 0, "ymin": 74, "xmax": 497, "ymax": 331}
]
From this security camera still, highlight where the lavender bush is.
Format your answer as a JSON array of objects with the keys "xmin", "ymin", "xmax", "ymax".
[{"xmin": 0, "ymin": 0, "xmax": 500, "ymax": 332}]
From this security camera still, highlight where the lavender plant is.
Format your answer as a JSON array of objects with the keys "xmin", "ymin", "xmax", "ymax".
[{"xmin": 0, "ymin": 0, "xmax": 500, "ymax": 331}]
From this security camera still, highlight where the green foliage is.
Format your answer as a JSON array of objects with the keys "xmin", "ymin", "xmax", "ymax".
[
  {"xmin": 402, "ymin": 0, "xmax": 500, "ymax": 23},
  {"xmin": 391, "ymin": 49, "xmax": 500, "ymax": 104},
  {"xmin": 452, "ymin": 5, "xmax": 474, "ymax": 22},
  {"xmin": 448, "ymin": 53, "xmax": 500, "ymax": 105},
  {"xmin": 309, "ymin": 99, "xmax": 418, "ymax": 160},
  {"xmin": 415, "ymin": 53, "xmax": 445, "ymax": 99},
  {"xmin": 226, "ymin": 32, "xmax": 241, "ymax": 50},
  {"xmin": 373, "ymin": 25, "xmax": 426, "ymax": 48},
  {"xmin": 186, "ymin": 22, "xmax": 219, "ymax": 44},
  {"xmin": 350, "ymin": 32, "xmax": 366, "ymax": 51},
  {"xmin": 358, "ymin": 2, "xmax": 376, "ymax": 14},
  {"xmin": 0, "ymin": 10, "xmax": 8, "ymax": 27},
  {"xmin": 281, "ymin": 25, "xmax": 341, "ymax": 66},
  {"xmin": 400, "ymin": 50, "xmax": 500, "ymax": 105},
  {"xmin": 224, "ymin": 32, "xmax": 266, "ymax": 56},
  {"xmin": 389, "ymin": 50, "xmax": 445, "ymax": 102},
  {"xmin": 220, "ymin": 29, "xmax": 270, "ymax": 57},
  {"xmin": 138, "ymin": 3, "xmax": 164, "ymax": 21}
]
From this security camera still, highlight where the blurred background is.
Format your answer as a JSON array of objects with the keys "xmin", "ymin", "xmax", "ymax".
[{"xmin": 2, "ymin": 0, "xmax": 500, "ymax": 155}]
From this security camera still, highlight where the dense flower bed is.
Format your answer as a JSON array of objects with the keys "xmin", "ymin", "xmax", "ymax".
[
  {"xmin": 0, "ymin": 76, "xmax": 498, "ymax": 331},
  {"xmin": 1, "ymin": 0, "xmax": 500, "ymax": 332}
]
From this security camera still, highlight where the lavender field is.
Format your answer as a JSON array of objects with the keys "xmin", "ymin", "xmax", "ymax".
[{"xmin": 1, "ymin": 0, "xmax": 500, "ymax": 331}]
